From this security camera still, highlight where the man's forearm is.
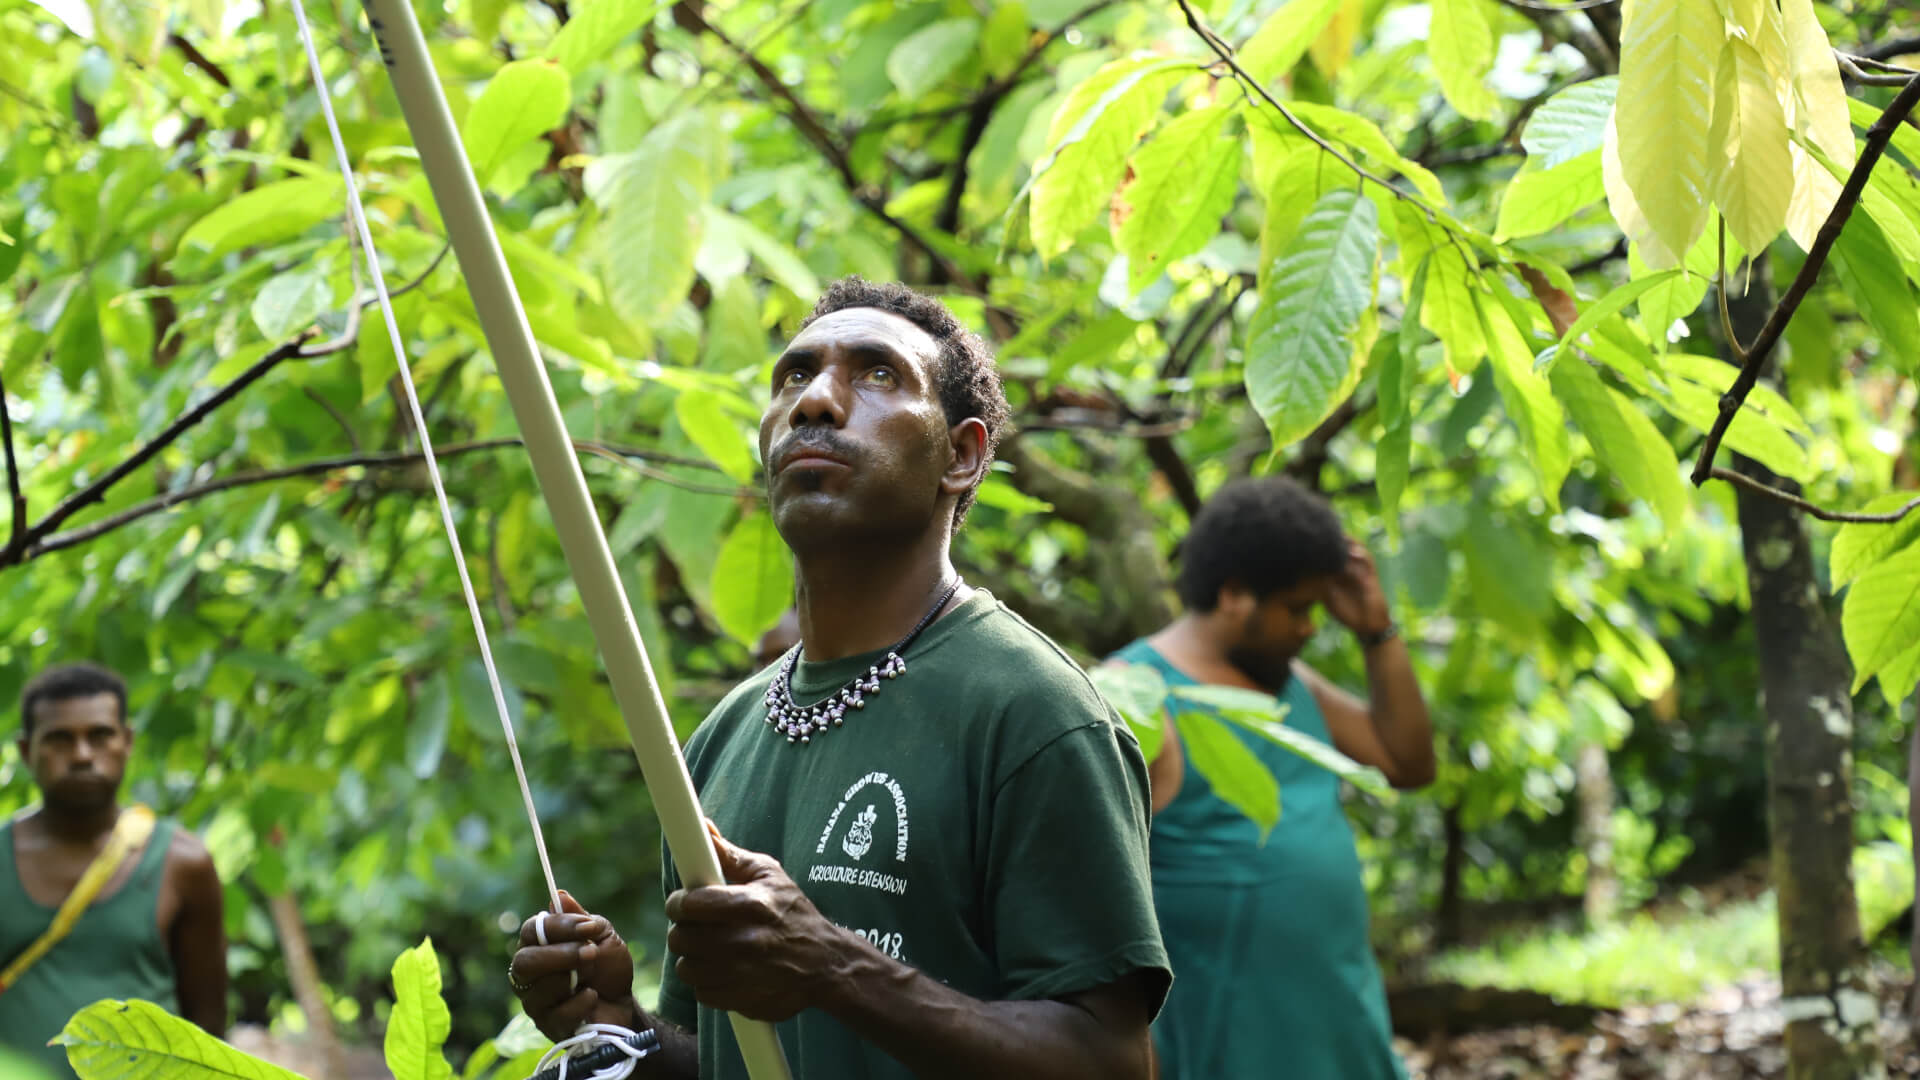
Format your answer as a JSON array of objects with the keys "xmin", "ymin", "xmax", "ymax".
[
  {"xmin": 1364, "ymin": 636, "xmax": 1435, "ymax": 787},
  {"xmin": 823, "ymin": 934, "xmax": 1150, "ymax": 1080}
]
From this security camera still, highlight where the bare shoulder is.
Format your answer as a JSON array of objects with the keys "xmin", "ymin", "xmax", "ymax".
[{"xmin": 165, "ymin": 825, "xmax": 221, "ymax": 886}]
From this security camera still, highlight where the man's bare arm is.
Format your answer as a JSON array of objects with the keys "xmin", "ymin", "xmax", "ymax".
[
  {"xmin": 1309, "ymin": 541, "xmax": 1435, "ymax": 789},
  {"xmin": 167, "ymin": 835, "xmax": 228, "ymax": 1034},
  {"xmin": 1296, "ymin": 651, "xmax": 1434, "ymax": 789},
  {"xmin": 619, "ymin": 1010, "xmax": 697, "ymax": 1080},
  {"xmin": 825, "ymin": 948, "xmax": 1157, "ymax": 1080}
]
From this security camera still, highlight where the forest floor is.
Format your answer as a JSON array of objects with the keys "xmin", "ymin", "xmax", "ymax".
[
  {"xmin": 235, "ymin": 967, "xmax": 1920, "ymax": 1080},
  {"xmin": 1399, "ymin": 962, "xmax": 1919, "ymax": 1078}
]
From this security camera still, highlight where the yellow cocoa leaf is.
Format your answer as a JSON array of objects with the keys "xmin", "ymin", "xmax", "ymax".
[
  {"xmin": 1708, "ymin": 38, "xmax": 1792, "ymax": 256},
  {"xmin": 1603, "ymin": 115, "xmax": 1674, "ymax": 267},
  {"xmin": 1780, "ymin": 0, "xmax": 1852, "ymax": 249},
  {"xmin": 1613, "ymin": 0, "xmax": 1720, "ymax": 264},
  {"xmin": 1309, "ymin": 0, "xmax": 1363, "ymax": 80}
]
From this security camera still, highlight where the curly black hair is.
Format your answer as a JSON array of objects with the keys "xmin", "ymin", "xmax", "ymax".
[
  {"xmin": 801, "ymin": 277, "xmax": 1010, "ymax": 527},
  {"xmin": 20, "ymin": 661, "xmax": 127, "ymax": 737},
  {"xmin": 1177, "ymin": 477, "xmax": 1349, "ymax": 612}
]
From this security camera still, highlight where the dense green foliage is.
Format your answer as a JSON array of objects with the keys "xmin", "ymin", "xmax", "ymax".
[{"xmin": 0, "ymin": 0, "xmax": 1916, "ymax": 1057}]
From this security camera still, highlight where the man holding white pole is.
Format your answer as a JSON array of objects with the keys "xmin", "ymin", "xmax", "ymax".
[{"xmin": 508, "ymin": 279, "xmax": 1171, "ymax": 1079}]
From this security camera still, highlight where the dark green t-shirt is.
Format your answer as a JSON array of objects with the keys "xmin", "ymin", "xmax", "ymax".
[{"xmin": 657, "ymin": 590, "xmax": 1171, "ymax": 1080}]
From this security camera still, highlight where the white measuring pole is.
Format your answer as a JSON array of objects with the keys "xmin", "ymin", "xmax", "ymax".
[{"xmin": 352, "ymin": 2, "xmax": 791, "ymax": 1075}]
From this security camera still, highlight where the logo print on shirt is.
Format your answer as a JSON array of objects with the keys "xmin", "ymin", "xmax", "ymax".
[
  {"xmin": 809, "ymin": 771, "xmax": 910, "ymax": 895},
  {"xmin": 842, "ymin": 805, "xmax": 878, "ymax": 860}
]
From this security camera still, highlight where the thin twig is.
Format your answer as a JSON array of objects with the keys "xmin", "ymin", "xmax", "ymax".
[
  {"xmin": 1423, "ymin": 144, "xmax": 1524, "ymax": 168},
  {"xmin": 1837, "ymin": 52, "xmax": 1920, "ymax": 87},
  {"xmin": 1144, "ymin": 435, "xmax": 1203, "ymax": 518},
  {"xmin": 653, "ymin": 0, "xmax": 811, "ymax": 125},
  {"xmin": 1717, "ymin": 219, "xmax": 1746, "ymax": 360},
  {"xmin": 1690, "ymin": 75, "xmax": 1920, "ymax": 486},
  {"xmin": 0, "ymin": 249, "xmax": 450, "ymax": 567},
  {"xmin": 304, "ymin": 387, "xmax": 361, "ymax": 452},
  {"xmin": 678, "ymin": 5, "xmax": 986, "ymax": 294},
  {"xmin": 1015, "ymin": 414, "xmax": 1197, "ymax": 438},
  {"xmin": 1859, "ymin": 36, "xmax": 1920, "ymax": 64},
  {"xmin": 1001, "ymin": 0, "xmax": 1123, "ymax": 89},
  {"xmin": 14, "ymin": 438, "xmax": 754, "ymax": 564},
  {"xmin": 1849, "ymin": 53, "xmax": 1920, "ymax": 75},
  {"xmin": 169, "ymin": 32, "xmax": 233, "ymax": 88},
  {"xmin": 0, "ymin": 371, "xmax": 25, "ymax": 548},
  {"xmin": 1173, "ymin": 0, "xmax": 1462, "ymax": 241},
  {"xmin": 936, "ymin": 0, "xmax": 1125, "ymax": 240},
  {"xmin": 6, "ymin": 342, "xmax": 305, "ymax": 567},
  {"xmin": 1709, "ymin": 468, "xmax": 1920, "ymax": 524},
  {"xmin": 1493, "ymin": 0, "xmax": 1618, "ymax": 11}
]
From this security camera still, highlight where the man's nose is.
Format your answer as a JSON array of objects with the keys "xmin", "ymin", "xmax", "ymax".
[{"xmin": 788, "ymin": 368, "xmax": 849, "ymax": 428}]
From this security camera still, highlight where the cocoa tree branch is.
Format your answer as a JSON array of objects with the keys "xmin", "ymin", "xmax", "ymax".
[
  {"xmin": 12, "ymin": 439, "xmax": 751, "ymax": 565},
  {"xmin": 1859, "ymin": 36, "xmax": 1920, "ymax": 63},
  {"xmin": 1, "ymin": 371, "xmax": 25, "ymax": 549},
  {"xmin": 1286, "ymin": 396, "xmax": 1369, "ymax": 491},
  {"xmin": 996, "ymin": 437, "xmax": 1113, "ymax": 529},
  {"xmin": 169, "ymin": 32, "xmax": 233, "ymax": 88},
  {"xmin": 1836, "ymin": 52, "xmax": 1919, "ymax": 87},
  {"xmin": 1001, "ymin": 0, "xmax": 1122, "ymax": 88},
  {"xmin": 1690, "ymin": 75, "xmax": 1920, "ymax": 486},
  {"xmin": 1504, "ymin": 3, "xmax": 1616, "ymax": 73},
  {"xmin": 1144, "ymin": 436, "xmax": 1203, "ymax": 519},
  {"xmin": 1709, "ymin": 467, "xmax": 1920, "ymax": 524},
  {"xmin": 680, "ymin": 4, "xmax": 988, "ymax": 295},
  {"xmin": 0, "ymin": 248, "xmax": 447, "ymax": 568},
  {"xmin": 1017, "ymin": 414, "xmax": 1196, "ymax": 438},
  {"xmin": 1161, "ymin": 280, "xmax": 1246, "ymax": 383},
  {"xmin": 936, "ymin": 0, "xmax": 1123, "ymax": 238},
  {"xmin": 684, "ymin": 7, "xmax": 859, "ymax": 190},
  {"xmin": 1174, "ymin": 0, "xmax": 1468, "ymax": 244},
  {"xmin": 8, "ymin": 340, "xmax": 308, "ymax": 567}
]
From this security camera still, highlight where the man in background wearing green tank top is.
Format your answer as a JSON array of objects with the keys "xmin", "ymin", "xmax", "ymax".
[
  {"xmin": 2, "ymin": 662, "xmax": 228, "ymax": 1080},
  {"xmin": 1109, "ymin": 476, "xmax": 1436, "ymax": 1080}
]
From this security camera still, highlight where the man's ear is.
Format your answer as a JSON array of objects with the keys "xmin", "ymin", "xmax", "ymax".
[
  {"xmin": 1216, "ymin": 581, "xmax": 1257, "ymax": 621},
  {"xmin": 941, "ymin": 417, "xmax": 991, "ymax": 498}
]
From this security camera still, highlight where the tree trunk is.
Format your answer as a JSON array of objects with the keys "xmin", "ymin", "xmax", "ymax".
[
  {"xmin": 266, "ymin": 888, "xmax": 349, "ymax": 1080},
  {"xmin": 1576, "ymin": 741, "xmax": 1617, "ymax": 925},
  {"xmin": 1723, "ymin": 270, "xmax": 1883, "ymax": 1080}
]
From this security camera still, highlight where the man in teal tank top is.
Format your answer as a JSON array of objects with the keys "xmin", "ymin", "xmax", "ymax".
[
  {"xmin": 1110, "ymin": 477, "xmax": 1436, "ymax": 1080},
  {"xmin": 2, "ymin": 663, "xmax": 228, "ymax": 1080}
]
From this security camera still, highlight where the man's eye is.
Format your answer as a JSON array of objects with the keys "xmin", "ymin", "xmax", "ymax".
[
  {"xmin": 781, "ymin": 368, "xmax": 810, "ymax": 388},
  {"xmin": 865, "ymin": 367, "xmax": 897, "ymax": 386}
]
